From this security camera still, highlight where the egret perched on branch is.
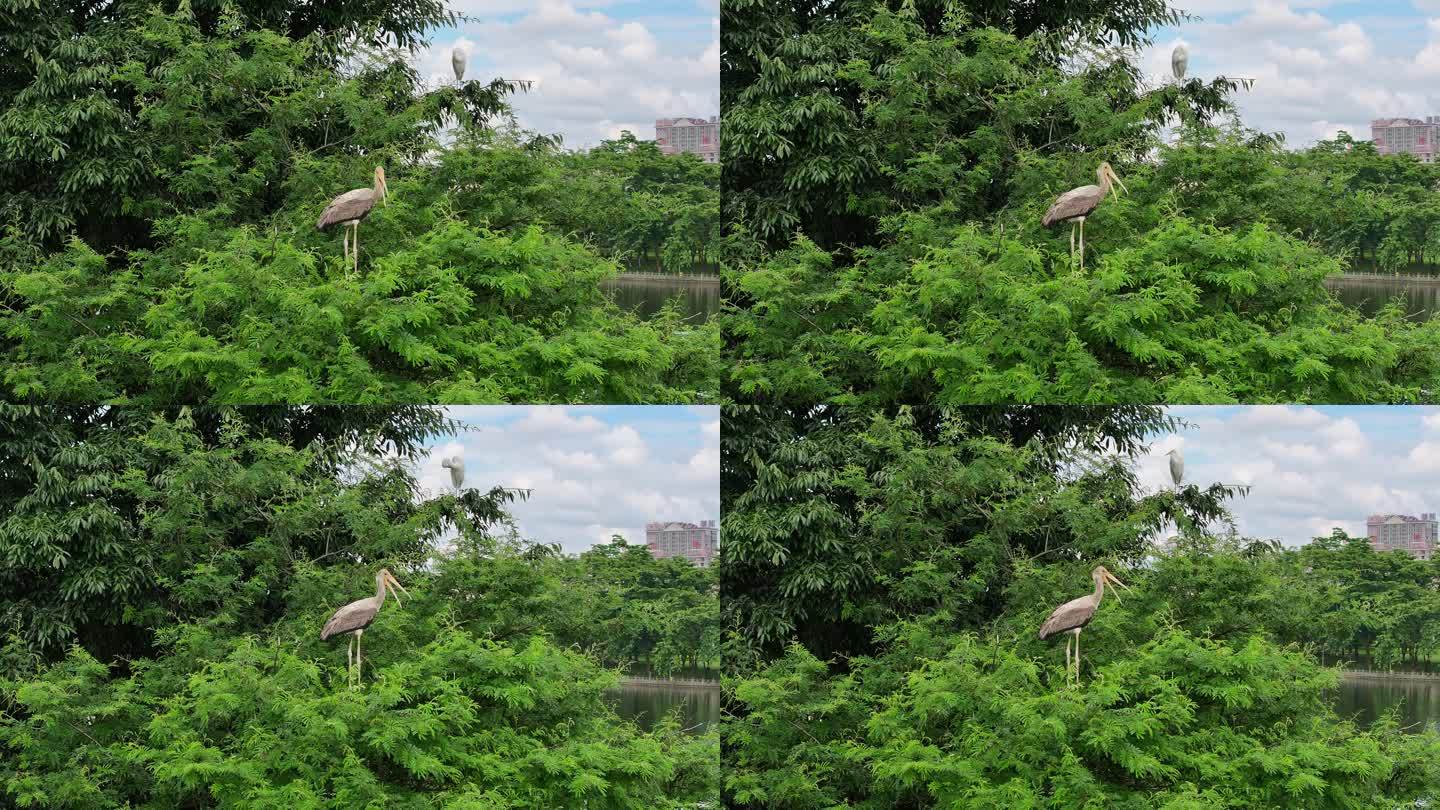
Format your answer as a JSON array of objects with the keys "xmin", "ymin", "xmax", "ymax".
[
  {"xmin": 1041, "ymin": 161, "xmax": 1128, "ymax": 272},
  {"xmin": 317, "ymin": 167, "xmax": 388, "ymax": 271},
  {"xmin": 1167, "ymin": 448, "xmax": 1184, "ymax": 488},
  {"xmin": 320, "ymin": 568, "xmax": 410, "ymax": 689},
  {"xmin": 1038, "ymin": 566, "xmax": 1128, "ymax": 684},
  {"xmin": 451, "ymin": 46, "xmax": 466, "ymax": 82},
  {"xmin": 1171, "ymin": 44, "xmax": 1188, "ymax": 81},
  {"xmin": 441, "ymin": 455, "xmax": 465, "ymax": 493}
]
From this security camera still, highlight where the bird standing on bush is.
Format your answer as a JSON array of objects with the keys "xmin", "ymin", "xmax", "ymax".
[
  {"xmin": 321, "ymin": 567, "xmax": 409, "ymax": 689},
  {"xmin": 318, "ymin": 166, "xmax": 388, "ymax": 271},
  {"xmin": 1039, "ymin": 565, "xmax": 1128, "ymax": 684},
  {"xmin": 1042, "ymin": 161, "xmax": 1128, "ymax": 272}
]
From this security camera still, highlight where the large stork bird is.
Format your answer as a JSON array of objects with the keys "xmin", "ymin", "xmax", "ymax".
[
  {"xmin": 321, "ymin": 567, "xmax": 409, "ymax": 689},
  {"xmin": 317, "ymin": 166, "xmax": 388, "ymax": 271},
  {"xmin": 441, "ymin": 455, "xmax": 465, "ymax": 493},
  {"xmin": 1041, "ymin": 161, "xmax": 1128, "ymax": 272},
  {"xmin": 1038, "ymin": 566, "xmax": 1128, "ymax": 684},
  {"xmin": 1167, "ymin": 447, "xmax": 1184, "ymax": 488}
]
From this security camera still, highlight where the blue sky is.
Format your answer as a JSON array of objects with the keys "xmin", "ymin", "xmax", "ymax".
[
  {"xmin": 1142, "ymin": 1, "xmax": 1440, "ymax": 147},
  {"xmin": 1141, "ymin": 406, "xmax": 1440, "ymax": 546},
  {"xmin": 413, "ymin": 0, "xmax": 718, "ymax": 150},
  {"xmin": 420, "ymin": 406, "xmax": 719, "ymax": 553}
]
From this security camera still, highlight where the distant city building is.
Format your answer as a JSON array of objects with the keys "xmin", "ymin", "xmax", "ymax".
[
  {"xmin": 656, "ymin": 116, "xmax": 719, "ymax": 163},
  {"xmin": 1367, "ymin": 513, "xmax": 1439, "ymax": 559},
  {"xmin": 1371, "ymin": 117, "xmax": 1440, "ymax": 163},
  {"xmin": 645, "ymin": 519, "xmax": 718, "ymax": 567}
]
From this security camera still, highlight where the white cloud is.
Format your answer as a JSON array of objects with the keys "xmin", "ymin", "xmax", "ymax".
[
  {"xmin": 1259, "ymin": 438, "xmax": 1324, "ymax": 464},
  {"xmin": 607, "ymin": 22, "xmax": 659, "ymax": 62},
  {"xmin": 513, "ymin": 407, "xmax": 604, "ymax": 435},
  {"xmin": 1230, "ymin": 406, "xmax": 1330, "ymax": 430},
  {"xmin": 1325, "ymin": 22, "xmax": 1372, "ymax": 65},
  {"xmin": 1407, "ymin": 440, "xmax": 1440, "ymax": 471},
  {"xmin": 1320, "ymin": 417, "xmax": 1368, "ymax": 458},
  {"xmin": 600, "ymin": 425, "xmax": 649, "ymax": 465}
]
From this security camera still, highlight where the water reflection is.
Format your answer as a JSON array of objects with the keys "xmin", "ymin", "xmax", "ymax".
[
  {"xmin": 1325, "ymin": 275, "xmax": 1440, "ymax": 320},
  {"xmin": 601, "ymin": 275, "xmax": 720, "ymax": 322},
  {"xmin": 1332, "ymin": 674, "xmax": 1440, "ymax": 733},
  {"xmin": 609, "ymin": 679, "xmax": 719, "ymax": 733}
]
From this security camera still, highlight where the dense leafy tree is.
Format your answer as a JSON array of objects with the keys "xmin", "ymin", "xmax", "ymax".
[
  {"xmin": 721, "ymin": 0, "xmax": 1230, "ymax": 248},
  {"xmin": 721, "ymin": 405, "xmax": 1240, "ymax": 666}
]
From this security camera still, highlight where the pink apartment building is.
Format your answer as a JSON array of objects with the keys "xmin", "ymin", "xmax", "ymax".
[
  {"xmin": 1371, "ymin": 117, "xmax": 1440, "ymax": 162},
  {"xmin": 1367, "ymin": 513, "xmax": 1439, "ymax": 559},
  {"xmin": 656, "ymin": 117, "xmax": 719, "ymax": 163},
  {"xmin": 645, "ymin": 519, "xmax": 718, "ymax": 567}
]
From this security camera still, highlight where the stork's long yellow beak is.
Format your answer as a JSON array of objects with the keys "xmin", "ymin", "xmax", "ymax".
[
  {"xmin": 386, "ymin": 572, "xmax": 409, "ymax": 605},
  {"xmin": 1105, "ymin": 571, "xmax": 1128, "ymax": 601},
  {"xmin": 1108, "ymin": 168, "xmax": 1128, "ymax": 199}
]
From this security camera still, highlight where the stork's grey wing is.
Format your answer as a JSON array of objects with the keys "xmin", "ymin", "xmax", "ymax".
[
  {"xmin": 320, "ymin": 598, "xmax": 378, "ymax": 639},
  {"xmin": 1041, "ymin": 185, "xmax": 1103, "ymax": 226},
  {"xmin": 1038, "ymin": 596, "xmax": 1096, "ymax": 639},
  {"xmin": 316, "ymin": 188, "xmax": 376, "ymax": 230}
]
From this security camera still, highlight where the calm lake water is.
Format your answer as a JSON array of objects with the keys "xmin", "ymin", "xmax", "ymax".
[
  {"xmin": 1325, "ymin": 274, "xmax": 1440, "ymax": 320},
  {"xmin": 1333, "ymin": 674, "xmax": 1440, "ymax": 733},
  {"xmin": 601, "ymin": 274, "xmax": 719, "ymax": 322},
  {"xmin": 609, "ymin": 677, "xmax": 719, "ymax": 733}
]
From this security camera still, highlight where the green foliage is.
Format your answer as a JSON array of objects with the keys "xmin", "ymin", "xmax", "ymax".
[
  {"xmin": 418, "ymin": 534, "xmax": 719, "ymax": 676},
  {"xmin": 434, "ymin": 132, "xmax": 719, "ymax": 274},
  {"xmin": 0, "ymin": 6, "xmax": 719, "ymax": 403},
  {"xmin": 726, "ymin": 142, "xmax": 1440, "ymax": 406},
  {"xmin": 1241, "ymin": 529, "xmax": 1440, "ymax": 670},
  {"xmin": 726, "ymin": 626, "xmax": 1440, "ymax": 808},
  {"xmin": 1, "ymin": 605, "xmax": 716, "ymax": 807},
  {"xmin": 0, "ymin": 404, "xmax": 455, "ymax": 659}
]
